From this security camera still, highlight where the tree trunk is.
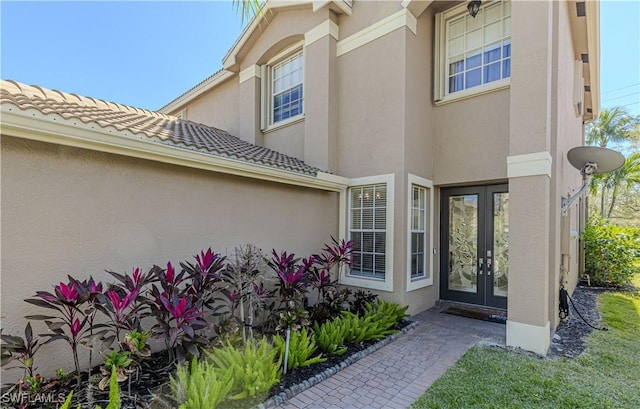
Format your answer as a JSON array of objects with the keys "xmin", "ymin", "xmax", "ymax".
[
  {"xmin": 600, "ymin": 186, "xmax": 607, "ymax": 218},
  {"xmin": 607, "ymin": 184, "xmax": 619, "ymax": 219}
]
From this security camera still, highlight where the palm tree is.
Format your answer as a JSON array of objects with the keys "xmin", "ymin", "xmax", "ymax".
[
  {"xmin": 233, "ymin": 0, "xmax": 261, "ymax": 23},
  {"xmin": 599, "ymin": 152, "xmax": 640, "ymax": 218},
  {"xmin": 585, "ymin": 107, "xmax": 638, "ymax": 148},
  {"xmin": 586, "ymin": 107, "xmax": 640, "ymax": 217}
]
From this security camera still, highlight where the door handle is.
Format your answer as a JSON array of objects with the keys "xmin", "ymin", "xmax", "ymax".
[{"xmin": 478, "ymin": 258, "xmax": 484, "ymax": 275}]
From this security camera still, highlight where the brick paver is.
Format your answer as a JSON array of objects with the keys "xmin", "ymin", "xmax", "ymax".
[{"xmin": 274, "ymin": 307, "xmax": 505, "ymax": 409}]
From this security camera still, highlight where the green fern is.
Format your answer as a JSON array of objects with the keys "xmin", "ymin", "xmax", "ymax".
[
  {"xmin": 59, "ymin": 391, "xmax": 80, "ymax": 409},
  {"xmin": 313, "ymin": 319, "xmax": 348, "ymax": 356},
  {"xmin": 105, "ymin": 365, "xmax": 121, "ymax": 409},
  {"xmin": 170, "ymin": 357, "xmax": 233, "ymax": 409},
  {"xmin": 340, "ymin": 310, "xmax": 396, "ymax": 344},
  {"xmin": 206, "ymin": 337, "xmax": 282, "ymax": 403},
  {"xmin": 366, "ymin": 301, "xmax": 409, "ymax": 330},
  {"xmin": 274, "ymin": 328, "xmax": 327, "ymax": 371}
]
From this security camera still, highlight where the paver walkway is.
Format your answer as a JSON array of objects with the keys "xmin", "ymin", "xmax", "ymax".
[{"xmin": 275, "ymin": 307, "xmax": 506, "ymax": 409}]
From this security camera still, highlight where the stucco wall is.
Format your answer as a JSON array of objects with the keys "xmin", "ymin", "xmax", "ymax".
[
  {"xmin": 548, "ymin": 0, "xmax": 587, "ymax": 328},
  {"xmin": 336, "ymin": 28, "xmax": 407, "ymax": 178},
  {"xmin": 173, "ymin": 75, "xmax": 240, "ymax": 137},
  {"xmin": 1, "ymin": 135, "xmax": 339, "ymax": 378}
]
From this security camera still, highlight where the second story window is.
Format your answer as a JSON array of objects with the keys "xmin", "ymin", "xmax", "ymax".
[
  {"xmin": 435, "ymin": 0, "xmax": 511, "ymax": 102},
  {"xmin": 272, "ymin": 52, "xmax": 304, "ymax": 124}
]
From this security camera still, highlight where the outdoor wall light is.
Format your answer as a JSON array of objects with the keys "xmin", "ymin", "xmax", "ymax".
[
  {"xmin": 561, "ymin": 146, "xmax": 624, "ymax": 215},
  {"xmin": 467, "ymin": 1, "xmax": 482, "ymax": 18}
]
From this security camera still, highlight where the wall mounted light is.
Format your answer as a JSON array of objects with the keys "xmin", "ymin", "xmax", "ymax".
[
  {"xmin": 467, "ymin": 1, "xmax": 482, "ymax": 18},
  {"xmin": 561, "ymin": 146, "xmax": 624, "ymax": 215}
]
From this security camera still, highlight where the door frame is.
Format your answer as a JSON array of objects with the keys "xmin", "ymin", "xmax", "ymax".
[{"xmin": 439, "ymin": 184, "xmax": 508, "ymax": 309}]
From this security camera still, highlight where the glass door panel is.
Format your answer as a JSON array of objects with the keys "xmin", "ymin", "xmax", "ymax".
[
  {"xmin": 441, "ymin": 185, "xmax": 508, "ymax": 309},
  {"xmin": 448, "ymin": 195, "xmax": 478, "ymax": 293},
  {"xmin": 491, "ymin": 192, "xmax": 509, "ymax": 298}
]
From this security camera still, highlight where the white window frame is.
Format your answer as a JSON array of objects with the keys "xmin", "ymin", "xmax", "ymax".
[
  {"xmin": 261, "ymin": 42, "xmax": 305, "ymax": 132},
  {"xmin": 406, "ymin": 174, "xmax": 434, "ymax": 291},
  {"xmin": 434, "ymin": 0, "xmax": 511, "ymax": 104},
  {"xmin": 342, "ymin": 174, "xmax": 394, "ymax": 292}
]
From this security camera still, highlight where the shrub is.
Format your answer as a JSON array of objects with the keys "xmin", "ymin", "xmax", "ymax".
[
  {"xmin": 206, "ymin": 338, "xmax": 281, "ymax": 404},
  {"xmin": 366, "ymin": 301, "xmax": 410, "ymax": 330},
  {"xmin": 170, "ymin": 357, "xmax": 233, "ymax": 409},
  {"xmin": 340, "ymin": 310, "xmax": 396, "ymax": 345},
  {"xmin": 583, "ymin": 218, "xmax": 640, "ymax": 286},
  {"xmin": 273, "ymin": 328, "xmax": 326, "ymax": 371},
  {"xmin": 313, "ymin": 318, "xmax": 347, "ymax": 356}
]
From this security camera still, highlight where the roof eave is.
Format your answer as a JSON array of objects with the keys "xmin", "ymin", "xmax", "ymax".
[
  {"xmin": 1, "ymin": 105, "xmax": 348, "ymax": 192},
  {"xmin": 223, "ymin": 0, "xmax": 352, "ymax": 71}
]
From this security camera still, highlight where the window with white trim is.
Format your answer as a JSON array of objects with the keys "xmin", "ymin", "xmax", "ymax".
[
  {"xmin": 406, "ymin": 175, "xmax": 433, "ymax": 291},
  {"xmin": 435, "ymin": 0, "xmax": 511, "ymax": 101},
  {"xmin": 349, "ymin": 184, "xmax": 387, "ymax": 280},
  {"xmin": 262, "ymin": 50, "xmax": 304, "ymax": 128},
  {"xmin": 410, "ymin": 184, "xmax": 427, "ymax": 280}
]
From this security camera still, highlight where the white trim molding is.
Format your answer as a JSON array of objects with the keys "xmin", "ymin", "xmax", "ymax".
[
  {"xmin": 305, "ymin": 20, "xmax": 339, "ymax": 47},
  {"xmin": 507, "ymin": 151, "xmax": 552, "ymax": 179},
  {"xmin": 1, "ymin": 107, "xmax": 348, "ymax": 193},
  {"xmin": 341, "ymin": 173, "xmax": 395, "ymax": 292},
  {"xmin": 239, "ymin": 65, "xmax": 262, "ymax": 84},
  {"xmin": 506, "ymin": 320, "xmax": 550, "ymax": 355},
  {"xmin": 406, "ymin": 174, "xmax": 434, "ymax": 292},
  {"xmin": 336, "ymin": 9, "xmax": 417, "ymax": 57}
]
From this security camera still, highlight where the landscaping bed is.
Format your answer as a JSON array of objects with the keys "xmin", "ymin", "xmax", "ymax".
[{"xmin": 1, "ymin": 238, "xmax": 413, "ymax": 409}]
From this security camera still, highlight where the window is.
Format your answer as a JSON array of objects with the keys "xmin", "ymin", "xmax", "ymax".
[
  {"xmin": 349, "ymin": 184, "xmax": 387, "ymax": 280},
  {"xmin": 272, "ymin": 52, "xmax": 304, "ymax": 123},
  {"xmin": 435, "ymin": 0, "xmax": 511, "ymax": 102},
  {"xmin": 261, "ymin": 47, "xmax": 304, "ymax": 129},
  {"xmin": 407, "ymin": 175, "xmax": 433, "ymax": 291},
  {"xmin": 342, "ymin": 174, "xmax": 394, "ymax": 292},
  {"xmin": 410, "ymin": 185, "xmax": 427, "ymax": 279}
]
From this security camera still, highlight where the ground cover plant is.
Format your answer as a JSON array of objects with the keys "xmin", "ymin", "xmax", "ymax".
[
  {"xmin": 1, "ymin": 237, "xmax": 410, "ymax": 408},
  {"xmin": 411, "ymin": 274, "xmax": 640, "ymax": 409}
]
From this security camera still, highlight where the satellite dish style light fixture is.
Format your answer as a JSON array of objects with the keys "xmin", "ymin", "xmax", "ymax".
[
  {"xmin": 468, "ymin": 1, "xmax": 482, "ymax": 18},
  {"xmin": 561, "ymin": 146, "xmax": 625, "ymax": 214}
]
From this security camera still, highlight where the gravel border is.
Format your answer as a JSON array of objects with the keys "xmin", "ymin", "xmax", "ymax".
[
  {"xmin": 548, "ymin": 285, "xmax": 605, "ymax": 359},
  {"xmin": 259, "ymin": 321, "xmax": 419, "ymax": 408}
]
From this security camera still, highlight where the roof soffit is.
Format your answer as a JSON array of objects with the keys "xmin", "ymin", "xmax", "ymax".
[{"xmin": 567, "ymin": 0, "xmax": 600, "ymax": 121}]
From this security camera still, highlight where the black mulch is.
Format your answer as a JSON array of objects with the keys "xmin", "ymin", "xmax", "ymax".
[
  {"xmin": 8, "ymin": 320, "xmax": 413, "ymax": 408},
  {"xmin": 548, "ymin": 284, "xmax": 606, "ymax": 359}
]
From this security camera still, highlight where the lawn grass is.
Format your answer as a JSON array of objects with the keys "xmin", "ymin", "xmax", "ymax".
[{"xmin": 411, "ymin": 274, "xmax": 640, "ymax": 409}]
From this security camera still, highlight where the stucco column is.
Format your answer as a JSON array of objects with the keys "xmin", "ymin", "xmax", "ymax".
[
  {"xmin": 506, "ymin": 0, "xmax": 554, "ymax": 355},
  {"xmin": 238, "ymin": 66, "xmax": 263, "ymax": 146},
  {"xmin": 303, "ymin": 20, "xmax": 338, "ymax": 172}
]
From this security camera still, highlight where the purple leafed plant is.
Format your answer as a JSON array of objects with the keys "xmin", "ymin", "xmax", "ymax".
[
  {"xmin": 268, "ymin": 250, "xmax": 312, "ymax": 305},
  {"xmin": 24, "ymin": 279, "xmax": 95, "ymax": 386},
  {"xmin": 151, "ymin": 289, "xmax": 208, "ymax": 364},
  {"xmin": 180, "ymin": 249, "xmax": 226, "ymax": 315}
]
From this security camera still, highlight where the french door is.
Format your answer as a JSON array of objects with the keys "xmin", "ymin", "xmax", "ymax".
[{"xmin": 440, "ymin": 185, "xmax": 508, "ymax": 309}]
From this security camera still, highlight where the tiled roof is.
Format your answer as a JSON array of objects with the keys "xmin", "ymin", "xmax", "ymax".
[{"xmin": 1, "ymin": 79, "xmax": 319, "ymax": 176}]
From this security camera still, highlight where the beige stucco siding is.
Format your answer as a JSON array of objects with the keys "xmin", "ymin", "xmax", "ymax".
[
  {"xmin": 433, "ymin": 89, "xmax": 510, "ymax": 185},
  {"xmin": 264, "ymin": 120, "xmax": 306, "ymax": 159},
  {"xmin": 168, "ymin": 76, "xmax": 239, "ymax": 135},
  {"xmin": 1, "ymin": 135, "xmax": 339, "ymax": 377},
  {"xmin": 548, "ymin": 0, "xmax": 587, "ymax": 328},
  {"xmin": 336, "ymin": 28, "xmax": 407, "ymax": 178},
  {"xmin": 337, "ymin": 0, "xmax": 402, "ymax": 39}
]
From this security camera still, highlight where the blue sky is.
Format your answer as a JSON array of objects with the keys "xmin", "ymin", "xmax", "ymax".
[{"xmin": 1, "ymin": 1, "xmax": 639, "ymax": 115}]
